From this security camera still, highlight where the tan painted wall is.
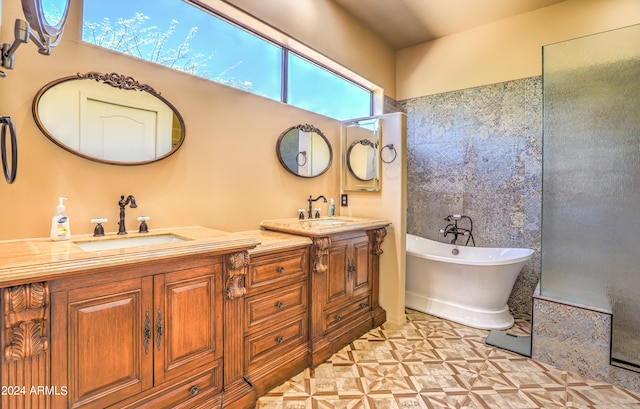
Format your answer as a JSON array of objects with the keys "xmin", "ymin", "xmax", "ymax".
[
  {"xmin": 0, "ymin": 0, "xmax": 388, "ymax": 240},
  {"xmin": 396, "ymin": 0, "xmax": 640, "ymax": 100}
]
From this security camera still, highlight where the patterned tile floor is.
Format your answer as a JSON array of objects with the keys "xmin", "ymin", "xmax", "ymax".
[{"xmin": 257, "ymin": 309, "xmax": 640, "ymax": 408}]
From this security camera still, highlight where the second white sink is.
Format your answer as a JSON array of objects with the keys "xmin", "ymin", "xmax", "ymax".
[{"xmin": 74, "ymin": 234, "xmax": 188, "ymax": 252}]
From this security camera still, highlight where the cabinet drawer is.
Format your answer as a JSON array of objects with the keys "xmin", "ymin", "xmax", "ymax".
[
  {"xmin": 246, "ymin": 249, "xmax": 308, "ymax": 294},
  {"xmin": 109, "ymin": 361, "xmax": 222, "ymax": 409},
  {"xmin": 245, "ymin": 314, "xmax": 308, "ymax": 369},
  {"xmin": 245, "ymin": 282, "xmax": 307, "ymax": 332},
  {"xmin": 324, "ymin": 296, "xmax": 371, "ymax": 332}
]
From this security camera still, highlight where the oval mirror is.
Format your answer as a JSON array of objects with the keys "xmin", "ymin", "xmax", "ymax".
[
  {"xmin": 276, "ymin": 124, "xmax": 332, "ymax": 178},
  {"xmin": 346, "ymin": 139, "xmax": 377, "ymax": 181},
  {"xmin": 33, "ymin": 72, "xmax": 185, "ymax": 165}
]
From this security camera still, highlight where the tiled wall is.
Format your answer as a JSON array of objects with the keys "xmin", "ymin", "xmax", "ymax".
[
  {"xmin": 533, "ymin": 295, "xmax": 640, "ymax": 392},
  {"xmin": 397, "ymin": 77, "xmax": 542, "ymax": 316}
]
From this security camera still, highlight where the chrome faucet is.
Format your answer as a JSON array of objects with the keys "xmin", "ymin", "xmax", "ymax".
[
  {"xmin": 117, "ymin": 194, "xmax": 137, "ymax": 235},
  {"xmin": 440, "ymin": 214, "xmax": 475, "ymax": 246},
  {"xmin": 307, "ymin": 195, "xmax": 327, "ymax": 219}
]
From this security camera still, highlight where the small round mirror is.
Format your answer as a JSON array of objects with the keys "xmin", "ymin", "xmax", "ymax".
[
  {"xmin": 22, "ymin": 0, "xmax": 71, "ymax": 43},
  {"xmin": 276, "ymin": 124, "xmax": 332, "ymax": 178},
  {"xmin": 346, "ymin": 139, "xmax": 377, "ymax": 181}
]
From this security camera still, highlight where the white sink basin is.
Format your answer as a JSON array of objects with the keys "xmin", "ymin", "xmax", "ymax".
[{"xmin": 74, "ymin": 234, "xmax": 188, "ymax": 252}]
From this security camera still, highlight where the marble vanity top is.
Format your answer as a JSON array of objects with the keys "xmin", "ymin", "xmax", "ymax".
[
  {"xmin": 260, "ymin": 216, "xmax": 391, "ymax": 237},
  {"xmin": 0, "ymin": 226, "xmax": 259, "ymax": 287}
]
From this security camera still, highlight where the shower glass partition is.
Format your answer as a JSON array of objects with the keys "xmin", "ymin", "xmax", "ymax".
[{"xmin": 541, "ymin": 23, "xmax": 640, "ymax": 371}]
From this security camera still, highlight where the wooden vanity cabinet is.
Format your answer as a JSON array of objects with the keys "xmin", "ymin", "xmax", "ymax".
[
  {"xmin": 310, "ymin": 228, "xmax": 387, "ymax": 367},
  {"xmin": 49, "ymin": 255, "xmax": 225, "ymax": 409},
  {"xmin": 243, "ymin": 246, "xmax": 310, "ymax": 396}
]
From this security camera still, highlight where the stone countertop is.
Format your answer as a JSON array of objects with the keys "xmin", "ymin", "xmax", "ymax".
[
  {"xmin": 260, "ymin": 216, "xmax": 391, "ymax": 237},
  {"xmin": 229, "ymin": 230, "xmax": 312, "ymax": 255},
  {"xmin": 0, "ymin": 217, "xmax": 389, "ymax": 288},
  {"xmin": 0, "ymin": 226, "xmax": 259, "ymax": 287}
]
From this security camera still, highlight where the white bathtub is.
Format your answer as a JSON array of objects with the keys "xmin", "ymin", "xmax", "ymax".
[{"xmin": 405, "ymin": 234, "xmax": 534, "ymax": 330}]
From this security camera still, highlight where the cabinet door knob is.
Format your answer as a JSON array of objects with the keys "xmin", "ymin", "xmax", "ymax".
[
  {"xmin": 277, "ymin": 266, "xmax": 285, "ymax": 273},
  {"xmin": 360, "ymin": 302, "xmax": 368, "ymax": 308},
  {"xmin": 276, "ymin": 336, "xmax": 284, "ymax": 344},
  {"xmin": 335, "ymin": 315, "xmax": 341, "ymax": 322},
  {"xmin": 190, "ymin": 386, "xmax": 199, "ymax": 396},
  {"xmin": 276, "ymin": 301, "xmax": 284, "ymax": 309}
]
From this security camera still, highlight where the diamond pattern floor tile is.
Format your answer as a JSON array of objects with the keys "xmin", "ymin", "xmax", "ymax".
[{"xmin": 258, "ymin": 309, "xmax": 640, "ymax": 409}]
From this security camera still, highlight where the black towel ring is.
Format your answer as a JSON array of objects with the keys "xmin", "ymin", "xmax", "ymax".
[
  {"xmin": 1, "ymin": 116, "xmax": 18, "ymax": 184},
  {"xmin": 380, "ymin": 143, "xmax": 397, "ymax": 164}
]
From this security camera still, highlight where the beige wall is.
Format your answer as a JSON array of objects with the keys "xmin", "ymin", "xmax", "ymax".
[
  {"xmin": 0, "ymin": 0, "xmax": 390, "ymax": 240},
  {"xmin": 396, "ymin": 0, "xmax": 640, "ymax": 99}
]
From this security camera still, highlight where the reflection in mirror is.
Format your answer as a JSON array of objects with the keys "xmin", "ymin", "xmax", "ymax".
[
  {"xmin": 342, "ymin": 117, "xmax": 380, "ymax": 191},
  {"xmin": 276, "ymin": 124, "xmax": 332, "ymax": 178},
  {"xmin": 347, "ymin": 140, "xmax": 377, "ymax": 181},
  {"xmin": 33, "ymin": 72, "xmax": 185, "ymax": 165},
  {"xmin": 42, "ymin": 0, "xmax": 70, "ymax": 28}
]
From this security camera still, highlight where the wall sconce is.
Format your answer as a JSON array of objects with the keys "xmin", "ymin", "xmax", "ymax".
[{"xmin": 0, "ymin": 0, "xmax": 70, "ymax": 77}]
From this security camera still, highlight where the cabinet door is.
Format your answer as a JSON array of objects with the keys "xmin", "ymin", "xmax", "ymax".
[
  {"xmin": 154, "ymin": 262, "xmax": 223, "ymax": 384},
  {"xmin": 325, "ymin": 238, "xmax": 350, "ymax": 307},
  {"xmin": 350, "ymin": 235, "xmax": 371, "ymax": 298},
  {"xmin": 53, "ymin": 277, "xmax": 153, "ymax": 409}
]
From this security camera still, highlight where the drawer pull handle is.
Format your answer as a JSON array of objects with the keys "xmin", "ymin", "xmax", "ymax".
[
  {"xmin": 277, "ymin": 266, "xmax": 285, "ymax": 273},
  {"xmin": 360, "ymin": 302, "xmax": 368, "ymax": 308},
  {"xmin": 156, "ymin": 309, "xmax": 163, "ymax": 352},
  {"xmin": 190, "ymin": 385, "xmax": 199, "ymax": 396},
  {"xmin": 335, "ymin": 315, "xmax": 341, "ymax": 322},
  {"xmin": 276, "ymin": 336, "xmax": 284, "ymax": 344},
  {"xmin": 144, "ymin": 310, "xmax": 151, "ymax": 356},
  {"xmin": 276, "ymin": 301, "xmax": 284, "ymax": 309}
]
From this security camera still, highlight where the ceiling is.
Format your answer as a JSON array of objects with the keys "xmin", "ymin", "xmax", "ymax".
[{"xmin": 332, "ymin": 0, "xmax": 567, "ymax": 49}]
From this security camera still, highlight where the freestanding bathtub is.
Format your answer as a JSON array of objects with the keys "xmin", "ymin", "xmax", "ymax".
[{"xmin": 405, "ymin": 234, "xmax": 534, "ymax": 330}]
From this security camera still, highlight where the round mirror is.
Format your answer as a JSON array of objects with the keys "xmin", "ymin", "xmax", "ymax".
[
  {"xmin": 346, "ymin": 139, "xmax": 377, "ymax": 181},
  {"xmin": 33, "ymin": 72, "xmax": 185, "ymax": 165},
  {"xmin": 22, "ymin": 0, "xmax": 70, "ymax": 43},
  {"xmin": 276, "ymin": 124, "xmax": 332, "ymax": 178}
]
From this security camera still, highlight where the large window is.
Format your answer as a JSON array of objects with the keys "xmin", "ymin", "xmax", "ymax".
[{"xmin": 82, "ymin": 0, "xmax": 373, "ymax": 120}]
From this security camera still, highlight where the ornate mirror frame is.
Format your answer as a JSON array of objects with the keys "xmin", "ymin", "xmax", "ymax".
[{"xmin": 276, "ymin": 124, "xmax": 333, "ymax": 178}]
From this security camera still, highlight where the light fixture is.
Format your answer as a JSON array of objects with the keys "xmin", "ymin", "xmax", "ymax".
[{"xmin": 0, "ymin": 0, "xmax": 70, "ymax": 77}]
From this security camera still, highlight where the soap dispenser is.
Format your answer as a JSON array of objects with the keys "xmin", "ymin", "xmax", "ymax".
[
  {"xmin": 50, "ymin": 197, "xmax": 71, "ymax": 241},
  {"xmin": 328, "ymin": 198, "xmax": 336, "ymax": 217}
]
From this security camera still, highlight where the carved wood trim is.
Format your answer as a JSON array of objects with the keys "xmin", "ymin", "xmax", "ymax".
[
  {"xmin": 4, "ymin": 320, "xmax": 49, "ymax": 361},
  {"xmin": 225, "ymin": 251, "xmax": 249, "ymax": 299},
  {"xmin": 78, "ymin": 72, "xmax": 161, "ymax": 96},
  {"xmin": 3, "ymin": 282, "xmax": 50, "ymax": 361},
  {"xmin": 312, "ymin": 237, "xmax": 331, "ymax": 274},
  {"xmin": 5, "ymin": 282, "xmax": 49, "ymax": 313},
  {"xmin": 370, "ymin": 228, "xmax": 387, "ymax": 256}
]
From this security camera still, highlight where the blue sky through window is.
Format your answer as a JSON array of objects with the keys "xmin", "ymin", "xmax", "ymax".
[{"xmin": 82, "ymin": 0, "xmax": 372, "ymax": 120}]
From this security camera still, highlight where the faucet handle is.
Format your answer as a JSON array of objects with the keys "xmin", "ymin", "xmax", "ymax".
[
  {"xmin": 91, "ymin": 218, "xmax": 108, "ymax": 237},
  {"xmin": 137, "ymin": 216, "xmax": 150, "ymax": 233}
]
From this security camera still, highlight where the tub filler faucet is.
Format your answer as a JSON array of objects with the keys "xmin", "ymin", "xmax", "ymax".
[
  {"xmin": 118, "ymin": 194, "xmax": 137, "ymax": 235},
  {"xmin": 440, "ymin": 214, "xmax": 475, "ymax": 246}
]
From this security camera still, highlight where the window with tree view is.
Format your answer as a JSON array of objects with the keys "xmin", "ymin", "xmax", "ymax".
[{"xmin": 82, "ymin": 0, "xmax": 373, "ymax": 120}]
